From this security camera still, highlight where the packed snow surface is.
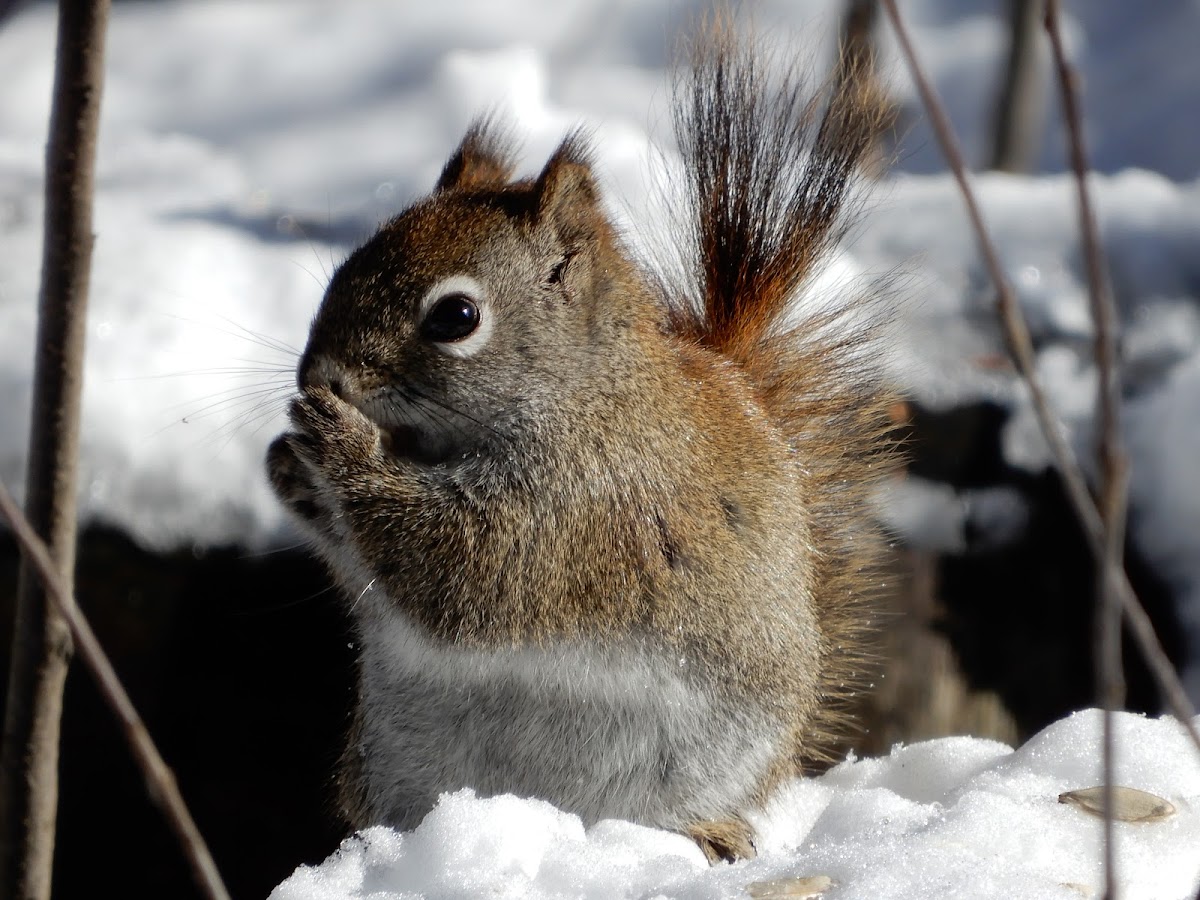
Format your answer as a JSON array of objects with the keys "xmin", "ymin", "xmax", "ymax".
[{"xmin": 270, "ymin": 710, "xmax": 1200, "ymax": 900}]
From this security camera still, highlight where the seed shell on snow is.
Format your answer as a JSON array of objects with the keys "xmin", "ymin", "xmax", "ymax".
[
  {"xmin": 1057, "ymin": 786, "xmax": 1176, "ymax": 823},
  {"xmin": 744, "ymin": 875, "xmax": 834, "ymax": 898}
]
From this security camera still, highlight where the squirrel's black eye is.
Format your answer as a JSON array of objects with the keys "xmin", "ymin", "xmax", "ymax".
[{"xmin": 420, "ymin": 293, "xmax": 480, "ymax": 343}]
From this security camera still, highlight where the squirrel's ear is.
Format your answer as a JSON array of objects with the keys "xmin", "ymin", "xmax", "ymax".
[
  {"xmin": 533, "ymin": 133, "xmax": 601, "ymax": 240},
  {"xmin": 436, "ymin": 120, "xmax": 517, "ymax": 192}
]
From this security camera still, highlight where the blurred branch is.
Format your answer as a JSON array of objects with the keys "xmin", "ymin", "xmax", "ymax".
[
  {"xmin": 990, "ymin": 0, "xmax": 1046, "ymax": 172},
  {"xmin": 1043, "ymin": 3, "xmax": 1128, "ymax": 895},
  {"xmin": 838, "ymin": 0, "xmax": 879, "ymax": 83},
  {"xmin": 0, "ymin": 0, "xmax": 30, "ymax": 29},
  {"xmin": 878, "ymin": 0, "xmax": 1200, "ymax": 758},
  {"xmin": 0, "ymin": 2, "xmax": 111, "ymax": 897},
  {"xmin": 0, "ymin": 484, "xmax": 232, "ymax": 900},
  {"xmin": 836, "ymin": 0, "xmax": 895, "ymax": 178}
]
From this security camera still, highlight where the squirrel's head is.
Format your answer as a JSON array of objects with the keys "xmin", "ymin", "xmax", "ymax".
[{"xmin": 297, "ymin": 123, "xmax": 650, "ymax": 466}]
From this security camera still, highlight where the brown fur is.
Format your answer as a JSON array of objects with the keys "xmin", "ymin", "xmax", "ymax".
[{"xmin": 267, "ymin": 25, "xmax": 897, "ymax": 860}]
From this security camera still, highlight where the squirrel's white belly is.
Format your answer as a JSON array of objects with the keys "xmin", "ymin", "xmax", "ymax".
[{"xmin": 353, "ymin": 607, "xmax": 783, "ymax": 832}]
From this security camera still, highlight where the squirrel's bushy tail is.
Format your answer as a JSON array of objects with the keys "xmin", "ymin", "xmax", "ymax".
[
  {"xmin": 668, "ymin": 20, "xmax": 885, "ymax": 359},
  {"xmin": 667, "ymin": 22, "xmax": 899, "ymax": 764}
]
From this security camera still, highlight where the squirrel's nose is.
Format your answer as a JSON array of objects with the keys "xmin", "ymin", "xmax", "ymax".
[{"xmin": 298, "ymin": 352, "xmax": 363, "ymax": 405}]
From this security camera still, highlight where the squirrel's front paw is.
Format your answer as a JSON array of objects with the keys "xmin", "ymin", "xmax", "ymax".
[
  {"xmin": 268, "ymin": 386, "xmax": 383, "ymax": 531},
  {"xmin": 266, "ymin": 433, "xmax": 327, "ymax": 525},
  {"xmin": 288, "ymin": 386, "xmax": 384, "ymax": 472}
]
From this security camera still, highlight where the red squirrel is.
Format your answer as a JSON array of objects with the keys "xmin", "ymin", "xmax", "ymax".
[{"xmin": 267, "ymin": 24, "xmax": 895, "ymax": 861}]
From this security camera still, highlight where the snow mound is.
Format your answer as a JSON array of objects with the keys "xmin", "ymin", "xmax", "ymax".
[{"xmin": 271, "ymin": 710, "xmax": 1200, "ymax": 900}]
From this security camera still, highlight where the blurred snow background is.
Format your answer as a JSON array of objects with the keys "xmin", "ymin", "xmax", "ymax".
[{"xmin": 1, "ymin": 0, "xmax": 1199, "ymax": 897}]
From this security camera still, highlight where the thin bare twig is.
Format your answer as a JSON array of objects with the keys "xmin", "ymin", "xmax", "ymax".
[
  {"xmin": 878, "ymin": 0, "xmax": 1200, "ymax": 756},
  {"xmin": 1043, "ymin": 3, "xmax": 1128, "ymax": 896},
  {"xmin": 1, "ymin": 2, "xmax": 111, "ymax": 896},
  {"xmin": 1042, "ymin": 5, "xmax": 1128, "ymax": 695},
  {"xmin": 0, "ymin": 483, "xmax": 231, "ymax": 900}
]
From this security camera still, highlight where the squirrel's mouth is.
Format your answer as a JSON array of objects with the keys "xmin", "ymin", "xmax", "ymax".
[
  {"xmin": 362, "ymin": 389, "xmax": 478, "ymax": 467},
  {"xmin": 376, "ymin": 420, "xmax": 460, "ymax": 467},
  {"xmin": 376, "ymin": 423, "xmax": 409, "ymax": 456},
  {"xmin": 378, "ymin": 424, "xmax": 428, "ymax": 462}
]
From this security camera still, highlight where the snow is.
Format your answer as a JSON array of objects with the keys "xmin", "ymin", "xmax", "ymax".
[
  {"xmin": 270, "ymin": 710, "xmax": 1200, "ymax": 900},
  {"xmin": 2, "ymin": 0, "xmax": 1200, "ymax": 896}
]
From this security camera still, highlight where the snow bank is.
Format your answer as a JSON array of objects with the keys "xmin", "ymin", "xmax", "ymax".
[
  {"xmin": 270, "ymin": 710, "xmax": 1200, "ymax": 900},
  {"xmin": 2, "ymin": 1, "xmax": 1198, "ymax": 554}
]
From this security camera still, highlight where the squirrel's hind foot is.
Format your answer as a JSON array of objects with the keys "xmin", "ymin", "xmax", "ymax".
[{"xmin": 686, "ymin": 815, "xmax": 757, "ymax": 864}]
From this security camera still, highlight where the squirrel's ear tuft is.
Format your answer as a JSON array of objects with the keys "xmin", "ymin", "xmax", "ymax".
[
  {"xmin": 436, "ymin": 120, "xmax": 518, "ymax": 192},
  {"xmin": 533, "ymin": 132, "xmax": 601, "ymax": 240}
]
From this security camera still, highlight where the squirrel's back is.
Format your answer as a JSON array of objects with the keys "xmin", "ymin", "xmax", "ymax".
[{"xmin": 659, "ymin": 24, "xmax": 896, "ymax": 762}]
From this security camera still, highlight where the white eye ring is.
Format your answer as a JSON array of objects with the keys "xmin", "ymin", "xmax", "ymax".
[{"xmin": 417, "ymin": 275, "xmax": 493, "ymax": 359}]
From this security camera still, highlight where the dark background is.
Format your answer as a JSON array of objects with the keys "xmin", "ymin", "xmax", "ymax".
[{"xmin": 0, "ymin": 400, "xmax": 1189, "ymax": 898}]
